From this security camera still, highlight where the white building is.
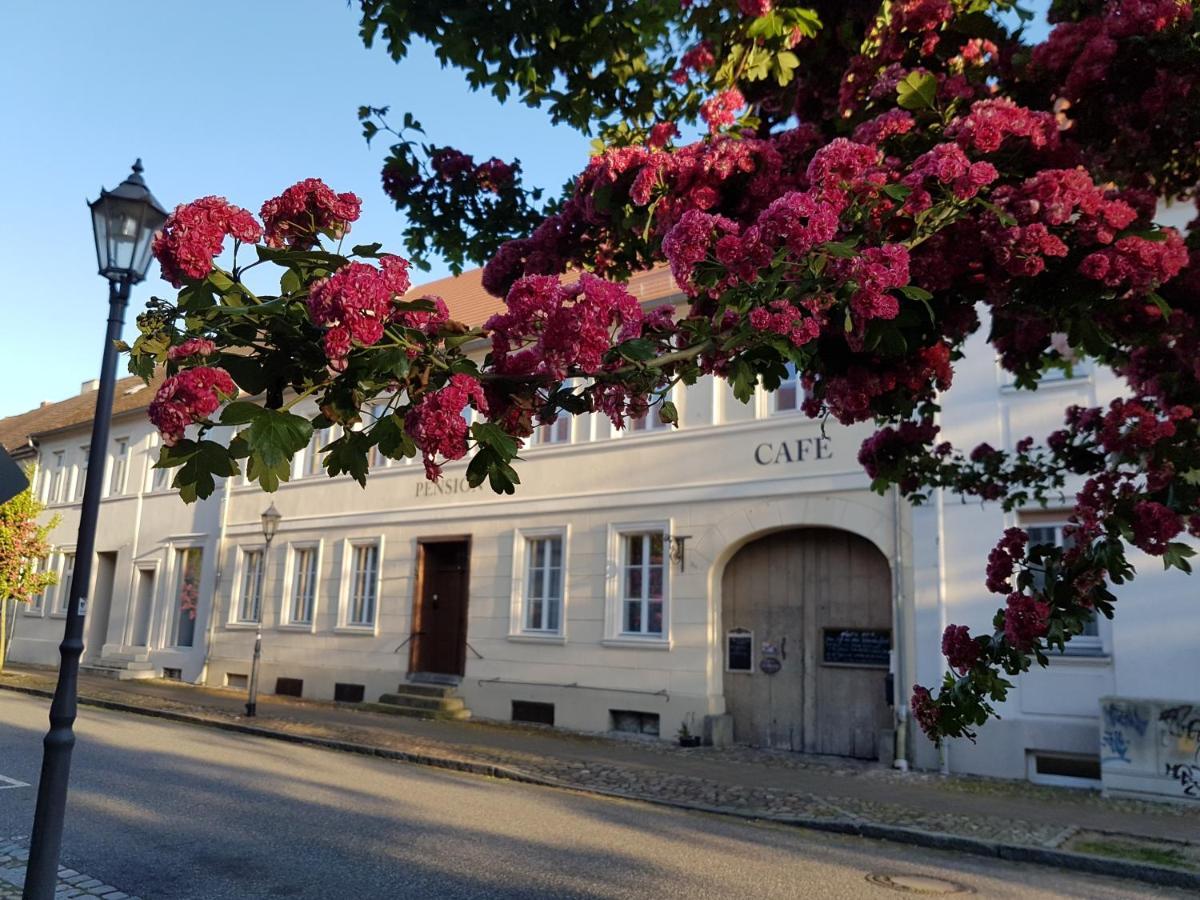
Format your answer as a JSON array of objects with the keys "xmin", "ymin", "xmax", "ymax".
[{"xmin": 5, "ymin": 264, "xmax": 1198, "ymax": 791}]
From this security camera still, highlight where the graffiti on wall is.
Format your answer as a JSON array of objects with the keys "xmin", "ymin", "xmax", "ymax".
[{"xmin": 1100, "ymin": 701, "xmax": 1150, "ymax": 765}]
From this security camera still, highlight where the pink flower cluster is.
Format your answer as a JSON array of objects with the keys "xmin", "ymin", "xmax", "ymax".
[
  {"xmin": 738, "ymin": 0, "xmax": 772, "ymax": 16},
  {"xmin": 647, "ymin": 122, "xmax": 679, "ymax": 149},
  {"xmin": 901, "ymin": 143, "xmax": 997, "ymax": 213},
  {"xmin": 945, "ymin": 99, "xmax": 1059, "ymax": 155},
  {"xmin": 942, "ymin": 624, "xmax": 981, "ymax": 674},
  {"xmin": 148, "ymin": 367, "xmax": 237, "ymax": 446},
  {"xmin": 1078, "ymin": 232, "xmax": 1188, "ymax": 294},
  {"xmin": 307, "ymin": 256, "xmax": 413, "ymax": 369},
  {"xmin": 260, "ymin": 178, "xmax": 361, "ymax": 250},
  {"xmin": 1003, "ymin": 593, "xmax": 1050, "ymax": 651},
  {"xmin": 153, "ymin": 197, "xmax": 262, "ymax": 287},
  {"xmin": 910, "ymin": 685, "xmax": 940, "ymax": 733},
  {"xmin": 851, "ymin": 109, "xmax": 916, "ymax": 147},
  {"xmin": 700, "ymin": 89, "xmax": 746, "ymax": 134},
  {"xmin": 671, "ymin": 41, "xmax": 715, "ymax": 83},
  {"xmin": 405, "ymin": 374, "xmax": 488, "ymax": 480},
  {"xmin": 835, "ymin": 244, "xmax": 911, "ymax": 327},
  {"xmin": 748, "ymin": 298, "xmax": 823, "ymax": 348},
  {"xmin": 167, "ymin": 338, "xmax": 217, "ymax": 362},
  {"xmin": 486, "ymin": 274, "xmax": 645, "ymax": 380}
]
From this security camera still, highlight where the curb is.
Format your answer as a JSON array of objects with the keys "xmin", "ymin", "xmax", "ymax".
[{"xmin": 4, "ymin": 682, "xmax": 1198, "ymax": 892}]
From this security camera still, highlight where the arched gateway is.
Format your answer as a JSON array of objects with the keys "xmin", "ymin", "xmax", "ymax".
[{"xmin": 720, "ymin": 528, "xmax": 893, "ymax": 758}]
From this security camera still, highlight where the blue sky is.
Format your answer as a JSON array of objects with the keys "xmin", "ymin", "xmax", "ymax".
[
  {"xmin": 0, "ymin": 1, "xmax": 591, "ymax": 418},
  {"xmin": 0, "ymin": 2, "xmax": 1055, "ymax": 419}
]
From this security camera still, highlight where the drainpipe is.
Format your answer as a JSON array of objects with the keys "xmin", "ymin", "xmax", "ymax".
[
  {"xmin": 199, "ymin": 466, "xmax": 232, "ymax": 685},
  {"xmin": 936, "ymin": 485, "xmax": 951, "ymax": 776},
  {"xmin": 891, "ymin": 485, "xmax": 909, "ymax": 772}
]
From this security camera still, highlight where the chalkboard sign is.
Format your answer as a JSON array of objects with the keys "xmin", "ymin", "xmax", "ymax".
[
  {"xmin": 727, "ymin": 630, "xmax": 753, "ymax": 672},
  {"xmin": 823, "ymin": 628, "xmax": 890, "ymax": 667}
]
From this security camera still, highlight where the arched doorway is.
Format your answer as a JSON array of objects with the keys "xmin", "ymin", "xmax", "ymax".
[{"xmin": 720, "ymin": 528, "xmax": 892, "ymax": 758}]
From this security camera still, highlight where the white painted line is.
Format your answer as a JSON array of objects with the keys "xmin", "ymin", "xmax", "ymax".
[{"xmin": 0, "ymin": 775, "xmax": 30, "ymax": 789}]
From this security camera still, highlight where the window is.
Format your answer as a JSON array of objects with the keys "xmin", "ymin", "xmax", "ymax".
[
  {"xmin": 149, "ymin": 440, "xmax": 170, "ymax": 491},
  {"xmin": 343, "ymin": 542, "xmax": 380, "ymax": 628},
  {"xmin": 235, "ymin": 549, "xmax": 264, "ymax": 624},
  {"xmin": 288, "ymin": 546, "xmax": 319, "ymax": 626},
  {"xmin": 774, "ymin": 363, "xmax": 803, "ymax": 414},
  {"xmin": 46, "ymin": 452, "xmax": 66, "ymax": 504},
  {"xmin": 299, "ymin": 428, "xmax": 331, "ymax": 478},
  {"xmin": 621, "ymin": 532, "xmax": 666, "ymax": 636},
  {"xmin": 172, "ymin": 547, "xmax": 203, "ymax": 647},
  {"xmin": 28, "ymin": 557, "xmax": 48, "ymax": 614},
  {"xmin": 369, "ymin": 402, "xmax": 394, "ymax": 468},
  {"xmin": 627, "ymin": 406, "xmax": 669, "ymax": 433},
  {"xmin": 524, "ymin": 535, "xmax": 563, "ymax": 632},
  {"xmin": 531, "ymin": 415, "xmax": 570, "ymax": 446},
  {"xmin": 74, "ymin": 447, "xmax": 90, "ymax": 500},
  {"xmin": 56, "ymin": 553, "xmax": 76, "ymax": 615},
  {"xmin": 108, "ymin": 438, "xmax": 129, "ymax": 495},
  {"xmin": 1025, "ymin": 523, "xmax": 1102, "ymax": 654}
]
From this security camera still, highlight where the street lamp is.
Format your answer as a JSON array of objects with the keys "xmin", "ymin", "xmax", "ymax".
[
  {"xmin": 25, "ymin": 161, "xmax": 168, "ymax": 900},
  {"xmin": 245, "ymin": 503, "xmax": 281, "ymax": 717}
]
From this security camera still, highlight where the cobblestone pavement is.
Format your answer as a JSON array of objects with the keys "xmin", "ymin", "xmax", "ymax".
[
  {"xmin": 0, "ymin": 837, "xmax": 140, "ymax": 900},
  {"xmin": 3, "ymin": 668, "xmax": 1197, "ymax": 870}
]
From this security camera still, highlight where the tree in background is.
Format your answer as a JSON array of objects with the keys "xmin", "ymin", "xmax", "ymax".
[
  {"xmin": 125, "ymin": 0, "xmax": 1200, "ymax": 743},
  {"xmin": 0, "ymin": 472, "xmax": 58, "ymax": 670}
]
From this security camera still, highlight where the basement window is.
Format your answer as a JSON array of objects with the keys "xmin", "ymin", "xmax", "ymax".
[
  {"xmin": 1027, "ymin": 751, "xmax": 1101, "ymax": 788},
  {"xmin": 334, "ymin": 683, "xmax": 365, "ymax": 704},
  {"xmin": 274, "ymin": 677, "xmax": 304, "ymax": 698},
  {"xmin": 512, "ymin": 701, "xmax": 555, "ymax": 726},
  {"xmin": 611, "ymin": 709, "xmax": 660, "ymax": 736},
  {"xmin": 225, "ymin": 673, "xmax": 248, "ymax": 689},
  {"xmin": 162, "ymin": 668, "xmax": 182, "ymax": 681}
]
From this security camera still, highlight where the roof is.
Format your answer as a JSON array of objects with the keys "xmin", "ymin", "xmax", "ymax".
[
  {"xmin": 407, "ymin": 265, "xmax": 681, "ymax": 327},
  {"xmin": 0, "ymin": 374, "xmax": 162, "ymax": 457},
  {"xmin": 0, "ymin": 267, "xmax": 682, "ymax": 453}
]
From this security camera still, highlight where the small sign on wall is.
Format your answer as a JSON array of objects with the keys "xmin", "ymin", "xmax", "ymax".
[
  {"xmin": 823, "ymin": 628, "xmax": 891, "ymax": 668},
  {"xmin": 759, "ymin": 657, "xmax": 782, "ymax": 675},
  {"xmin": 726, "ymin": 629, "xmax": 753, "ymax": 672}
]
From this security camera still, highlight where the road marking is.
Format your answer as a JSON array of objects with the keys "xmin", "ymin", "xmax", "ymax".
[{"xmin": 0, "ymin": 774, "xmax": 30, "ymax": 789}]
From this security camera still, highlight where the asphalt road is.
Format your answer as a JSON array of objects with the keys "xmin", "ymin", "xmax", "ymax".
[{"xmin": 0, "ymin": 692, "xmax": 1187, "ymax": 899}]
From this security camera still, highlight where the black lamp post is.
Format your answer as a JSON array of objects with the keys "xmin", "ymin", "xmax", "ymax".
[
  {"xmin": 245, "ymin": 503, "xmax": 281, "ymax": 717},
  {"xmin": 24, "ymin": 161, "xmax": 168, "ymax": 900}
]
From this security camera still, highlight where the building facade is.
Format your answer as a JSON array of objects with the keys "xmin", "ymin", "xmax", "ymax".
[{"xmin": 6, "ymin": 262, "xmax": 1198, "ymax": 789}]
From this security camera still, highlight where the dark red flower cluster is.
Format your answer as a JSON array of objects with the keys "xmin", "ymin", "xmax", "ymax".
[
  {"xmin": 1078, "ymin": 232, "xmax": 1188, "ymax": 294},
  {"xmin": 901, "ymin": 143, "xmax": 997, "ymax": 213},
  {"xmin": 851, "ymin": 109, "xmax": 915, "ymax": 147},
  {"xmin": 748, "ymin": 298, "xmax": 824, "ymax": 348},
  {"xmin": 672, "ymin": 41, "xmax": 715, "ymax": 83},
  {"xmin": 405, "ymin": 374, "xmax": 489, "ymax": 480},
  {"xmin": 307, "ymin": 256, "xmax": 412, "ymax": 370},
  {"xmin": 857, "ymin": 419, "xmax": 939, "ymax": 492},
  {"xmin": 910, "ymin": 684, "xmax": 941, "ymax": 734},
  {"xmin": 486, "ymin": 274, "xmax": 645, "ymax": 382},
  {"xmin": 941, "ymin": 624, "xmax": 981, "ymax": 674},
  {"xmin": 985, "ymin": 527, "xmax": 1028, "ymax": 595},
  {"xmin": 431, "ymin": 148, "xmax": 476, "ymax": 181},
  {"xmin": 148, "ymin": 367, "xmax": 237, "ymax": 446},
  {"xmin": 260, "ymin": 179, "xmax": 361, "ymax": 250},
  {"xmin": 1131, "ymin": 500, "xmax": 1184, "ymax": 555},
  {"xmin": 945, "ymin": 99, "xmax": 1059, "ymax": 156},
  {"xmin": 152, "ymin": 197, "xmax": 262, "ymax": 287},
  {"xmin": 738, "ymin": 0, "xmax": 772, "ymax": 16},
  {"xmin": 647, "ymin": 122, "xmax": 679, "ymax": 149},
  {"xmin": 1003, "ymin": 592, "xmax": 1050, "ymax": 651}
]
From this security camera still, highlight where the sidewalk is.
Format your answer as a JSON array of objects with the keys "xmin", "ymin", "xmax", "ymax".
[{"xmin": 4, "ymin": 665, "xmax": 1198, "ymax": 888}]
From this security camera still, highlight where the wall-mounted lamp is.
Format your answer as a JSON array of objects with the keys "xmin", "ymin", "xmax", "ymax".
[{"xmin": 668, "ymin": 534, "xmax": 692, "ymax": 572}]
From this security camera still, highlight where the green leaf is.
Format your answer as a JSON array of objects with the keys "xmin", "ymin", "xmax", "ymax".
[
  {"xmin": 898, "ymin": 285, "xmax": 933, "ymax": 301},
  {"xmin": 659, "ymin": 400, "xmax": 678, "ymax": 425},
  {"xmin": 882, "ymin": 183, "xmax": 913, "ymax": 201},
  {"xmin": 244, "ymin": 409, "xmax": 313, "ymax": 493},
  {"xmin": 174, "ymin": 439, "xmax": 239, "ymax": 503},
  {"xmin": 896, "ymin": 71, "xmax": 937, "ymax": 110},
  {"xmin": 219, "ymin": 401, "xmax": 264, "ymax": 426},
  {"xmin": 821, "ymin": 241, "xmax": 858, "ymax": 259},
  {"xmin": 218, "ymin": 354, "xmax": 269, "ymax": 396},
  {"xmin": 280, "ymin": 270, "xmax": 301, "ymax": 295}
]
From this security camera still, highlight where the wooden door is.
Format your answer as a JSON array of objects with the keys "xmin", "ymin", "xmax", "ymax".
[
  {"xmin": 411, "ymin": 539, "xmax": 470, "ymax": 677},
  {"xmin": 721, "ymin": 529, "xmax": 892, "ymax": 758}
]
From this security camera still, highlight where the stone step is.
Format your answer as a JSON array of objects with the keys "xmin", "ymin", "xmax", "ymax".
[
  {"xmin": 80, "ymin": 662, "xmax": 157, "ymax": 681},
  {"xmin": 396, "ymin": 682, "xmax": 460, "ymax": 699},
  {"xmin": 361, "ymin": 701, "xmax": 472, "ymax": 721},
  {"xmin": 378, "ymin": 692, "xmax": 466, "ymax": 712}
]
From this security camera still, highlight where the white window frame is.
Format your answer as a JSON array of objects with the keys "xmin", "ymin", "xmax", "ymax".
[
  {"xmin": 73, "ymin": 445, "xmax": 90, "ymax": 501},
  {"xmin": 1023, "ymin": 521, "xmax": 1107, "ymax": 657},
  {"xmin": 280, "ymin": 541, "xmax": 323, "ymax": 631},
  {"xmin": 107, "ymin": 437, "xmax": 130, "ymax": 496},
  {"xmin": 603, "ymin": 520, "xmax": 671, "ymax": 648},
  {"xmin": 229, "ymin": 545, "xmax": 266, "ymax": 626},
  {"xmin": 508, "ymin": 526, "xmax": 568, "ymax": 642},
  {"xmin": 52, "ymin": 551, "xmax": 77, "ymax": 617},
  {"xmin": 530, "ymin": 414, "xmax": 572, "ymax": 447},
  {"xmin": 336, "ymin": 537, "xmax": 383, "ymax": 634},
  {"xmin": 25, "ymin": 556, "xmax": 49, "ymax": 616},
  {"xmin": 47, "ymin": 451, "xmax": 67, "ymax": 505},
  {"xmin": 167, "ymin": 544, "xmax": 205, "ymax": 649},
  {"xmin": 148, "ymin": 437, "xmax": 171, "ymax": 492}
]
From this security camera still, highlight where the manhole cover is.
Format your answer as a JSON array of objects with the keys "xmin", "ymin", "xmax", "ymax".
[{"xmin": 866, "ymin": 873, "xmax": 973, "ymax": 894}]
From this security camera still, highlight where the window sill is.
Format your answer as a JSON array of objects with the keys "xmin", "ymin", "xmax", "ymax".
[
  {"xmin": 335, "ymin": 625, "xmax": 378, "ymax": 636},
  {"xmin": 1048, "ymin": 651, "xmax": 1111, "ymax": 666},
  {"xmin": 507, "ymin": 632, "xmax": 567, "ymax": 645},
  {"xmin": 225, "ymin": 622, "xmax": 260, "ymax": 631},
  {"xmin": 22, "ymin": 608, "xmax": 46, "ymax": 618},
  {"xmin": 277, "ymin": 623, "xmax": 315, "ymax": 633},
  {"xmin": 602, "ymin": 637, "xmax": 672, "ymax": 650}
]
